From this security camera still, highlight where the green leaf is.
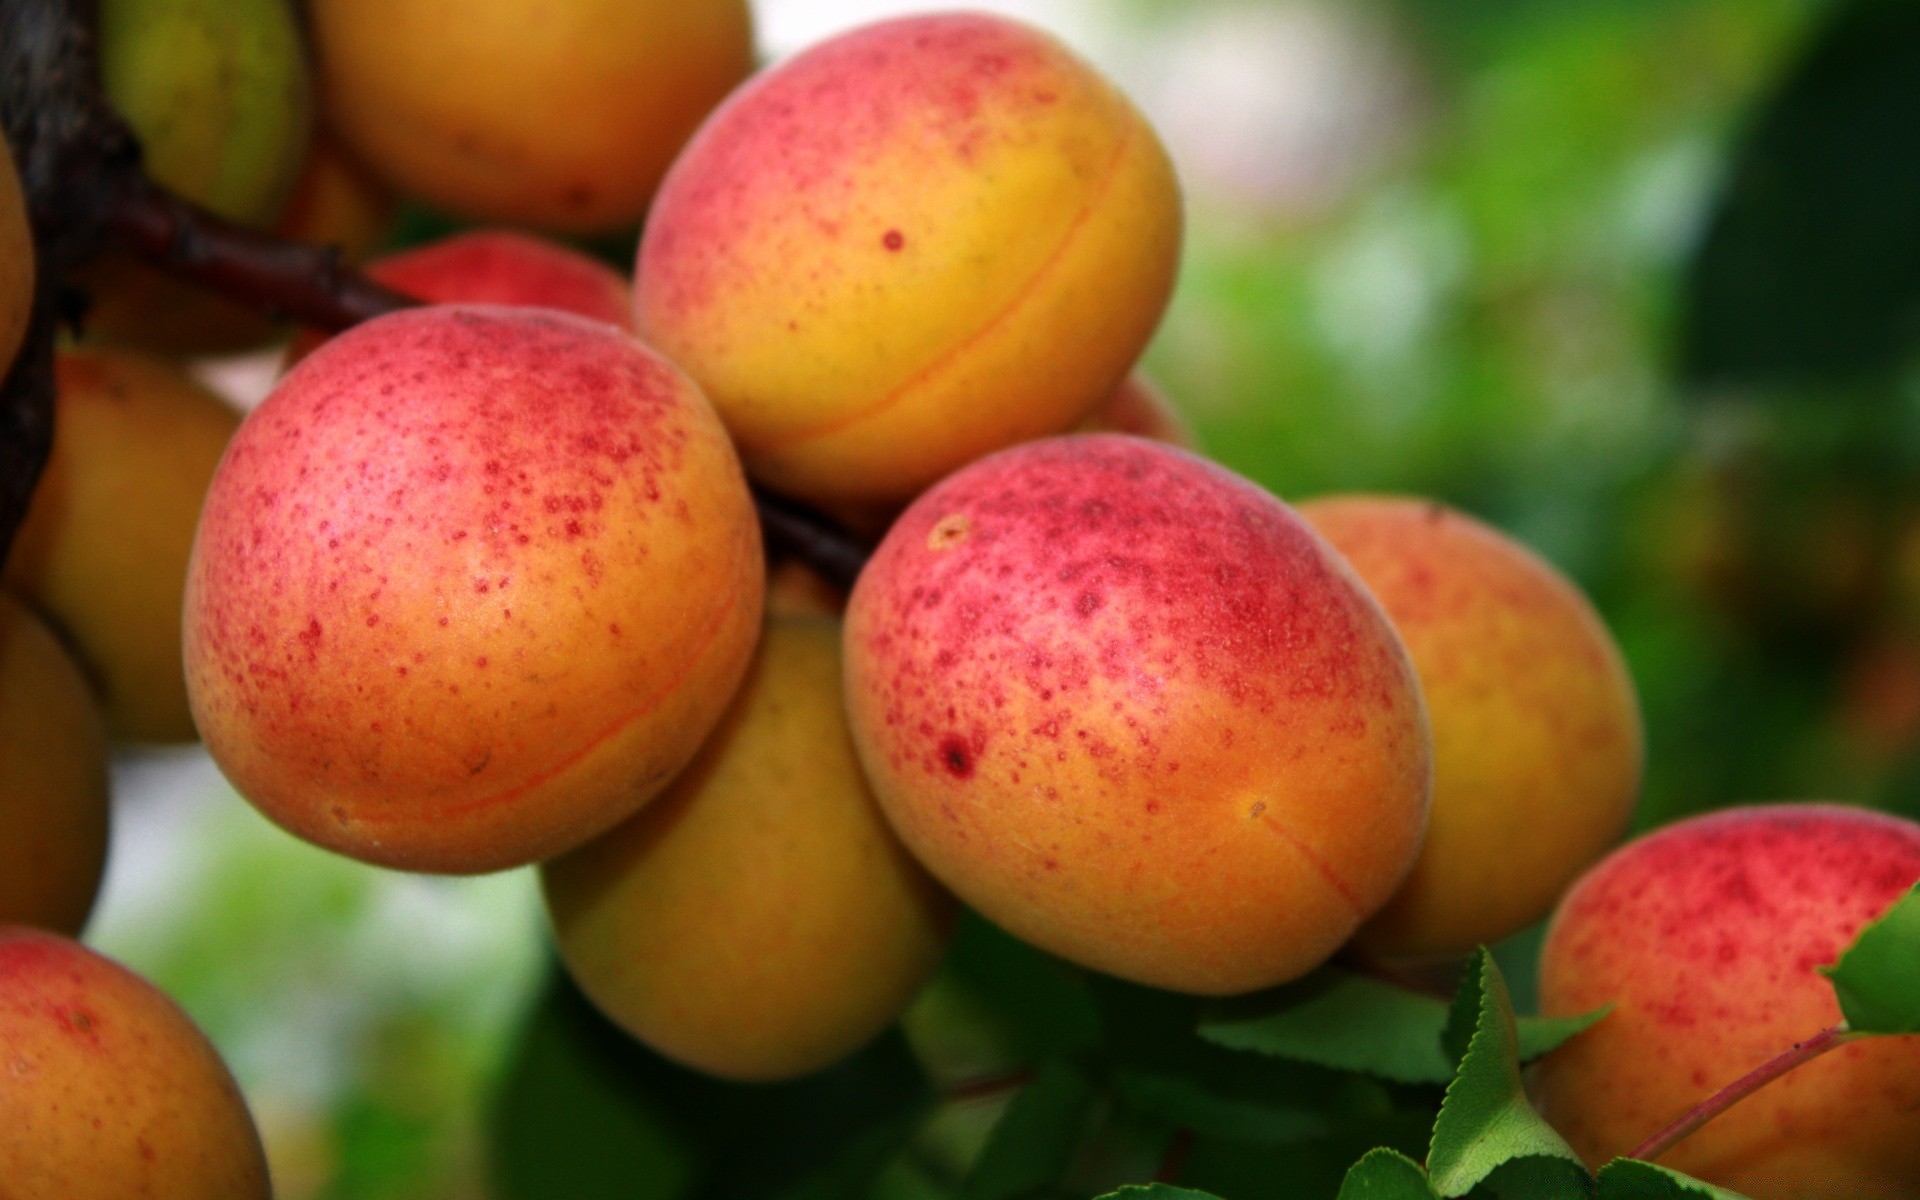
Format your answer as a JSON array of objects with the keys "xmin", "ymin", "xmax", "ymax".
[
  {"xmin": 959, "ymin": 1058, "xmax": 1101, "ymax": 1200},
  {"xmin": 1427, "ymin": 951, "xmax": 1591, "ymax": 1199},
  {"xmin": 1204, "ymin": 965, "xmax": 1607, "ymax": 1086},
  {"xmin": 1110, "ymin": 1066, "xmax": 1330, "ymax": 1145},
  {"xmin": 1203, "ymin": 968, "xmax": 1456, "ymax": 1084},
  {"xmin": 491, "ymin": 971, "xmax": 934, "ymax": 1200},
  {"xmin": 1095, "ymin": 1187, "xmax": 1225, "ymax": 1200},
  {"xmin": 1337, "ymin": 1147, "xmax": 1439, "ymax": 1199},
  {"xmin": 1820, "ymin": 882, "xmax": 1920, "ymax": 1034},
  {"xmin": 1445, "ymin": 954, "xmax": 1609, "ymax": 1069},
  {"xmin": 1595, "ymin": 1159, "xmax": 1753, "ymax": 1200},
  {"xmin": 1680, "ymin": 0, "xmax": 1920, "ymax": 386}
]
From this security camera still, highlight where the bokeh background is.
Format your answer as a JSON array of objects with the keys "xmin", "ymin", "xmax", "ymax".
[{"xmin": 89, "ymin": 0, "xmax": 1920, "ymax": 1195}]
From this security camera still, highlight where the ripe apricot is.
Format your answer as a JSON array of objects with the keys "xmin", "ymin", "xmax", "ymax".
[
  {"xmin": 6, "ymin": 349, "xmax": 239, "ymax": 743},
  {"xmin": 1535, "ymin": 804, "xmax": 1920, "ymax": 1198},
  {"xmin": 1299, "ymin": 496, "xmax": 1643, "ymax": 959},
  {"xmin": 0, "ymin": 597, "xmax": 109, "ymax": 936},
  {"xmin": 0, "ymin": 927, "xmax": 270, "ymax": 1199},
  {"xmin": 309, "ymin": 0, "xmax": 752, "ymax": 231},
  {"xmin": 184, "ymin": 306, "xmax": 763, "ymax": 873},
  {"xmin": 636, "ymin": 13, "xmax": 1183, "ymax": 508},
  {"xmin": 285, "ymin": 229, "xmax": 632, "ymax": 366},
  {"xmin": 844, "ymin": 435, "xmax": 1430, "ymax": 995},
  {"xmin": 544, "ymin": 616, "xmax": 953, "ymax": 1080},
  {"xmin": 1, "ymin": 135, "xmax": 31, "ymax": 376}
]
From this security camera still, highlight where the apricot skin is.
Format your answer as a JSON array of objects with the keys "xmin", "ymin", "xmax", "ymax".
[
  {"xmin": 310, "ymin": 0, "xmax": 752, "ymax": 231},
  {"xmin": 0, "ymin": 927, "xmax": 270, "ymax": 1200},
  {"xmin": 184, "ymin": 306, "xmax": 763, "ymax": 874},
  {"xmin": 1299, "ymin": 496, "xmax": 1643, "ymax": 959},
  {"xmin": 1534, "ymin": 804, "xmax": 1920, "ymax": 1199},
  {"xmin": 285, "ymin": 229, "xmax": 633, "ymax": 365},
  {"xmin": 1078, "ymin": 372, "xmax": 1196, "ymax": 448},
  {"xmin": 6, "ymin": 349, "xmax": 240, "ymax": 743},
  {"xmin": 0, "ymin": 597, "xmax": 110, "ymax": 936},
  {"xmin": 636, "ymin": 13, "xmax": 1183, "ymax": 507},
  {"xmin": 544, "ymin": 617, "xmax": 954, "ymax": 1081},
  {"xmin": 844, "ymin": 435, "xmax": 1431, "ymax": 995}
]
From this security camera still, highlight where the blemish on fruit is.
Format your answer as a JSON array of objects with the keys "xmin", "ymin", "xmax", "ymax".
[
  {"xmin": 928, "ymin": 513, "xmax": 971, "ymax": 551},
  {"xmin": 939, "ymin": 735, "xmax": 975, "ymax": 779},
  {"xmin": 883, "ymin": 229, "xmax": 906, "ymax": 251}
]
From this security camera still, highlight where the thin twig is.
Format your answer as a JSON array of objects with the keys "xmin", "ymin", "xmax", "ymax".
[{"xmin": 1627, "ymin": 1024, "xmax": 1850, "ymax": 1163}]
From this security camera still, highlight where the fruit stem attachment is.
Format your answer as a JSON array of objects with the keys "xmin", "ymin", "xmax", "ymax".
[{"xmin": 1625, "ymin": 1022, "xmax": 1850, "ymax": 1164}]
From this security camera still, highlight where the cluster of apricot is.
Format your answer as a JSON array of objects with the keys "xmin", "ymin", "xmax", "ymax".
[{"xmin": 3, "ymin": 2, "xmax": 1919, "ymax": 1198}]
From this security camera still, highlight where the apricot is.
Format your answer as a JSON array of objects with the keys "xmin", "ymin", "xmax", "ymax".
[
  {"xmin": 309, "ymin": 0, "xmax": 752, "ymax": 231},
  {"xmin": 184, "ymin": 306, "xmax": 763, "ymax": 873},
  {"xmin": 636, "ymin": 13, "xmax": 1183, "ymax": 508},
  {"xmin": 543, "ymin": 616, "xmax": 954, "ymax": 1081},
  {"xmin": 0, "ymin": 927, "xmax": 270, "ymax": 1199},
  {"xmin": 844, "ymin": 435, "xmax": 1431, "ymax": 995},
  {"xmin": 6, "ymin": 349, "xmax": 239, "ymax": 743},
  {"xmin": 1298, "ymin": 496, "xmax": 1643, "ymax": 959},
  {"xmin": 1534, "ymin": 804, "xmax": 1920, "ymax": 1198},
  {"xmin": 765, "ymin": 559, "xmax": 848, "ymax": 619},
  {"xmin": 1, "ymin": 135, "xmax": 31, "ymax": 376},
  {"xmin": 0, "ymin": 597, "xmax": 109, "ymax": 936},
  {"xmin": 285, "ymin": 229, "xmax": 632, "ymax": 365},
  {"xmin": 1077, "ymin": 372, "xmax": 1196, "ymax": 448}
]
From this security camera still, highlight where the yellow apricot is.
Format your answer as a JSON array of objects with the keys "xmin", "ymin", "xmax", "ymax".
[
  {"xmin": 0, "ymin": 927, "xmax": 270, "ymax": 1199},
  {"xmin": 6, "ymin": 349, "xmax": 239, "ymax": 743},
  {"xmin": 0, "ymin": 597, "xmax": 109, "ymax": 936},
  {"xmin": 1300, "ymin": 496, "xmax": 1643, "ymax": 959},
  {"xmin": 310, "ymin": 0, "xmax": 752, "ymax": 231},
  {"xmin": 543, "ymin": 616, "xmax": 953, "ymax": 1081},
  {"xmin": 636, "ymin": 12, "xmax": 1183, "ymax": 508},
  {"xmin": 1, "ymin": 135, "xmax": 32, "ymax": 376}
]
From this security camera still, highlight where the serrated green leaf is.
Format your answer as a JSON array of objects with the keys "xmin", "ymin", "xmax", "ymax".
[
  {"xmin": 1204, "ymin": 965, "xmax": 1608, "ymax": 1086},
  {"xmin": 1820, "ymin": 882, "xmax": 1920, "ymax": 1034},
  {"xmin": 1445, "ymin": 953, "xmax": 1609, "ymax": 1069},
  {"xmin": 1337, "ymin": 1147, "xmax": 1439, "ymax": 1199},
  {"xmin": 960, "ymin": 1058, "xmax": 1100, "ymax": 1200},
  {"xmin": 1595, "ymin": 1159, "xmax": 1753, "ymax": 1200},
  {"xmin": 1202, "ymin": 968, "xmax": 1456, "ymax": 1083},
  {"xmin": 1427, "ymin": 951, "xmax": 1591, "ymax": 1199},
  {"xmin": 1095, "ymin": 1186, "xmax": 1224, "ymax": 1200}
]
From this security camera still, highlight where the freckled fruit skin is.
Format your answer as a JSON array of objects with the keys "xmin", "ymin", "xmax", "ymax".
[
  {"xmin": 286, "ymin": 229, "xmax": 633, "ymax": 366},
  {"xmin": 183, "ymin": 306, "xmax": 763, "ymax": 874},
  {"xmin": 844, "ymin": 435, "xmax": 1431, "ymax": 995},
  {"xmin": 0, "ymin": 598, "xmax": 110, "ymax": 936},
  {"xmin": 544, "ymin": 617, "xmax": 954, "ymax": 1081},
  {"xmin": 1077, "ymin": 372, "xmax": 1196, "ymax": 449},
  {"xmin": 1299, "ymin": 496, "xmax": 1643, "ymax": 959},
  {"xmin": 636, "ymin": 13, "xmax": 1183, "ymax": 508},
  {"xmin": 1534, "ymin": 804, "xmax": 1920, "ymax": 1198},
  {"xmin": 6, "ymin": 349, "xmax": 239, "ymax": 744},
  {"xmin": 1, "ymin": 136, "xmax": 31, "ymax": 376},
  {"xmin": 0, "ymin": 927, "xmax": 270, "ymax": 1199},
  {"xmin": 310, "ymin": 0, "xmax": 752, "ymax": 232}
]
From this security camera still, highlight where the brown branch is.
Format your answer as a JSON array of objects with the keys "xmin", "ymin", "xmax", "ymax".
[{"xmin": 1626, "ymin": 1024, "xmax": 1850, "ymax": 1164}]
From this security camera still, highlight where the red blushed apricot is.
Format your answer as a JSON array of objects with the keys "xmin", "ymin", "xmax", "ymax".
[
  {"xmin": 843, "ymin": 435, "xmax": 1432, "ymax": 995},
  {"xmin": 285, "ymin": 229, "xmax": 633, "ymax": 365},
  {"xmin": 1299, "ymin": 496, "xmax": 1643, "ymax": 960},
  {"xmin": 1534, "ymin": 805, "xmax": 1920, "ymax": 1198},
  {"xmin": 637, "ymin": 13, "xmax": 1183, "ymax": 508},
  {"xmin": 0, "ymin": 597, "xmax": 109, "ymax": 936},
  {"xmin": 184, "ymin": 306, "xmax": 763, "ymax": 874},
  {"xmin": 310, "ymin": 0, "xmax": 752, "ymax": 231},
  {"xmin": 0, "ymin": 928, "xmax": 270, "ymax": 1199}
]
